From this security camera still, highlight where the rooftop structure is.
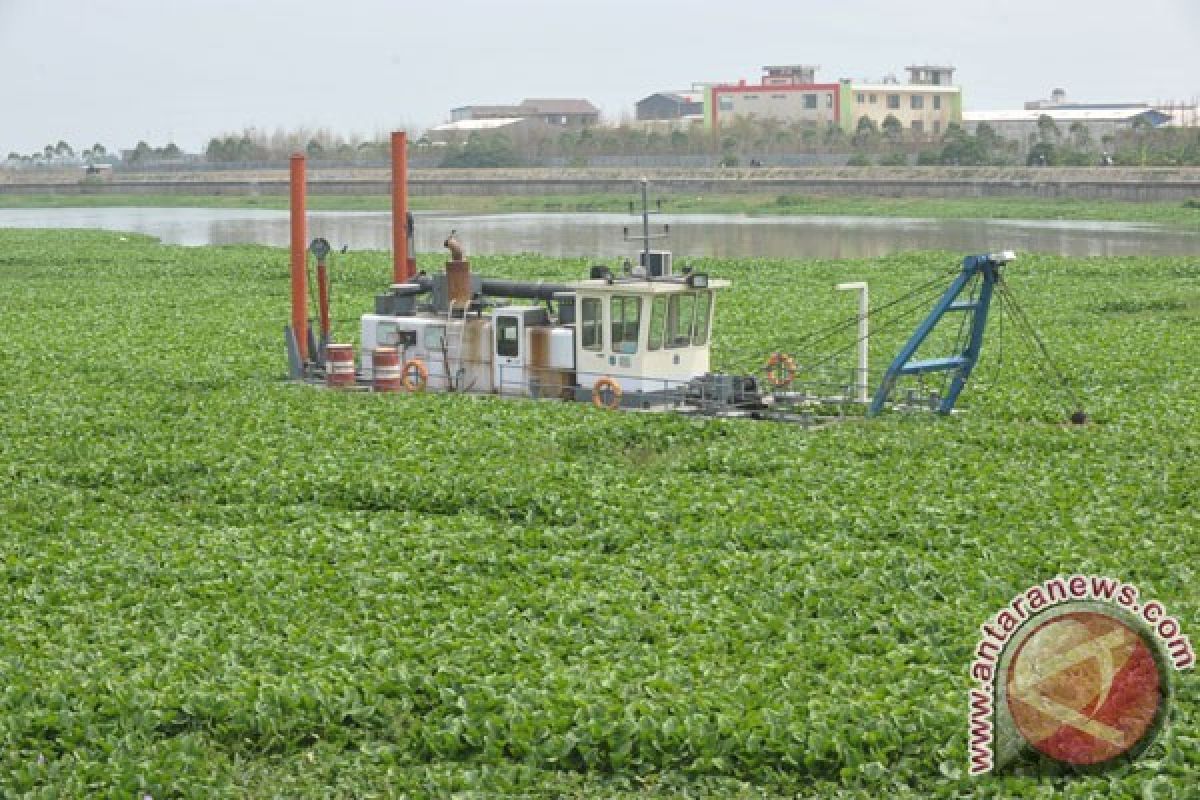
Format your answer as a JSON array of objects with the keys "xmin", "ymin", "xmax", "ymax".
[
  {"xmin": 761, "ymin": 65, "xmax": 819, "ymax": 85},
  {"xmin": 906, "ymin": 65, "xmax": 956, "ymax": 86}
]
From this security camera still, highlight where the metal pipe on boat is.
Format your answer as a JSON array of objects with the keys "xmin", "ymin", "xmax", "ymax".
[
  {"xmin": 391, "ymin": 131, "xmax": 410, "ymax": 284},
  {"xmin": 316, "ymin": 258, "xmax": 331, "ymax": 345},
  {"xmin": 478, "ymin": 278, "xmax": 574, "ymax": 302}
]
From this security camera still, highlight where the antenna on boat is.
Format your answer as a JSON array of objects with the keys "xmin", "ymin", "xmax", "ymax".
[{"xmin": 622, "ymin": 178, "xmax": 669, "ymax": 272}]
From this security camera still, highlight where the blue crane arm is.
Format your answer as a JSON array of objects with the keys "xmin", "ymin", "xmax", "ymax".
[{"xmin": 867, "ymin": 252, "xmax": 1010, "ymax": 417}]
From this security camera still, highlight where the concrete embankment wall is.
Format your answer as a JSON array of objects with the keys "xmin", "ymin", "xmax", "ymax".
[{"xmin": 3, "ymin": 166, "xmax": 1200, "ymax": 202}]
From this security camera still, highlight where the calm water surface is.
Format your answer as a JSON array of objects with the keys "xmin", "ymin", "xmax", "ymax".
[{"xmin": 0, "ymin": 207, "xmax": 1197, "ymax": 259}]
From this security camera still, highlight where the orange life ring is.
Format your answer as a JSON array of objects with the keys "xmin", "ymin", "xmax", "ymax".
[
  {"xmin": 401, "ymin": 358, "xmax": 429, "ymax": 392},
  {"xmin": 765, "ymin": 352, "xmax": 797, "ymax": 387},
  {"xmin": 591, "ymin": 376, "xmax": 622, "ymax": 410}
]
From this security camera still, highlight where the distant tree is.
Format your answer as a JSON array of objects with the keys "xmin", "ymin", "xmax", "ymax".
[
  {"xmin": 439, "ymin": 132, "xmax": 522, "ymax": 168},
  {"xmin": 822, "ymin": 123, "xmax": 847, "ymax": 148},
  {"xmin": 5, "ymin": 151, "xmax": 19, "ymax": 161},
  {"xmin": 936, "ymin": 124, "xmax": 989, "ymax": 165},
  {"xmin": 1027, "ymin": 140, "xmax": 1057, "ymax": 166},
  {"xmin": 306, "ymin": 139, "xmax": 325, "ymax": 159},
  {"xmin": 161, "ymin": 142, "xmax": 182, "ymax": 159},
  {"xmin": 881, "ymin": 114, "xmax": 903, "ymax": 140},
  {"xmin": 1068, "ymin": 121, "xmax": 1092, "ymax": 150},
  {"xmin": 852, "ymin": 116, "xmax": 879, "ymax": 148},
  {"xmin": 91, "ymin": 143, "xmax": 107, "ymax": 157},
  {"xmin": 43, "ymin": 144, "xmax": 55, "ymax": 160},
  {"xmin": 1130, "ymin": 115, "xmax": 1156, "ymax": 136},
  {"xmin": 878, "ymin": 152, "xmax": 909, "ymax": 166},
  {"xmin": 128, "ymin": 141, "xmax": 154, "ymax": 164},
  {"xmin": 1036, "ymin": 114, "xmax": 1061, "ymax": 143},
  {"xmin": 55, "ymin": 140, "xmax": 74, "ymax": 158},
  {"xmin": 846, "ymin": 153, "xmax": 872, "ymax": 167}
]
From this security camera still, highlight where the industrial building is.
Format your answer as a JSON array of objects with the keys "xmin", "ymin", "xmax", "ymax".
[
  {"xmin": 424, "ymin": 117, "xmax": 545, "ymax": 144},
  {"xmin": 961, "ymin": 108, "xmax": 1173, "ymax": 143},
  {"xmin": 702, "ymin": 65, "xmax": 962, "ymax": 136},
  {"xmin": 449, "ymin": 98, "xmax": 599, "ymax": 128},
  {"xmin": 1022, "ymin": 88, "xmax": 1197, "ymax": 128},
  {"xmin": 635, "ymin": 90, "xmax": 705, "ymax": 121},
  {"xmin": 706, "ymin": 65, "xmax": 842, "ymax": 133},
  {"xmin": 841, "ymin": 66, "xmax": 962, "ymax": 137}
]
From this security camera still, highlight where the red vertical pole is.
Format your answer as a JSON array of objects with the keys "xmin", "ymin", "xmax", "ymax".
[
  {"xmin": 391, "ymin": 130, "xmax": 409, "ymax": 283},
  {"xmin": 289, "ymin": 153, "xmax": 308, "ymax": 362}
]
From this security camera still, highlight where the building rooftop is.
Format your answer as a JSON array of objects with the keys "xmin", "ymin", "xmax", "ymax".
[
  {"xmin": 429, "ymin": 118, "xmax": 528, "ymax": 132},
  {"xmin": 450, "ymin": 104, "xmax": 527, "ymax": 115},
  {"xmin": 651, "ymin": 90, "xmax": 703, "ymax": 103},
  {"xmin": 850, "ymin": 82, "xmax": 960, "ymax": 92},
  {"xmin": 964, "ymin": 108, "xmax": 1172, "ymax": 123},
  {"xmin": 520, "ymin": 98, "xmax": 599, "ymax": 114}
]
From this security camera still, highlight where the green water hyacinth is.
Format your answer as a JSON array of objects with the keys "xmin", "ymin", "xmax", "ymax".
[{"xmin": 0, "ymin": 229, "xmax": 1194, "ymax": 797}]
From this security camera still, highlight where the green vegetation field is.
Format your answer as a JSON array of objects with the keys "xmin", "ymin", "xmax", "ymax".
[
  {"xmin": 3, "ymin": 191, "xmax": 1200, "ymax": 227},
  {"xmin": 0, "ymin": 229, "xmax": 1195, "ymax": 797}
]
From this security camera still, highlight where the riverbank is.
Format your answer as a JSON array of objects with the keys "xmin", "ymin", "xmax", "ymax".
[
  {"xmin": 4, "ymin": 165, "xmax": 1200, "ymax": 204},
  {"xmin": 3, "ymin": 191, "xmax": 1199, "ymax": 227}
]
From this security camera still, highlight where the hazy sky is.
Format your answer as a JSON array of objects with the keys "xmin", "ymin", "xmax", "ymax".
[{"xmin": 2, "ymin": 0, "xmax": 1197, "ymax": 154}]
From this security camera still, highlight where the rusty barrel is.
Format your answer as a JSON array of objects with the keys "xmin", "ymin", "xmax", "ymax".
[
  {"xmin": 372, "ymin": 346, "xmax": 402, "ymax": 392},
  {"xmin": 325, "ymin": 344, "xmax": 356, "ymax": 388}
]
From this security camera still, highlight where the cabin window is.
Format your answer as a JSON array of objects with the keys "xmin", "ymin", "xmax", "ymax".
[
  {"xmin": 580, "ymin": 297, "xmax": 602, "ymax": 351},
  {"xmin": 647, "ymin": 296, "xmax": 667, "ymax": 351},
  {"xmin": 496, "ymin": 316, "xmax": 519, "ymax": 357},
  {"xmin": 424, "ymin": 325, "xmax": 445, "ymax": 350},
  {"xmin": 666, "ymin": 293, "xmax": 697, "ymax": 348},
  {"xmin": 610, "ymin": 295, "xmax": 642, "ymax": 354},
  {"xmin": 693, "ymin": 292, "xmax": 712, "ymax": 345}
]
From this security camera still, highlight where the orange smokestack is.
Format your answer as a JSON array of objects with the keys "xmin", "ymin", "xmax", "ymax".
[{"xmin": 289, "ymin": 153, "xmax": 308, "ymax": 362}]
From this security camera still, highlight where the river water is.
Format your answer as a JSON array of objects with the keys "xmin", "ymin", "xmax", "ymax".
[{"xmin": 0, "ymin": 207, "xmax": 1196, "ymax": 258}]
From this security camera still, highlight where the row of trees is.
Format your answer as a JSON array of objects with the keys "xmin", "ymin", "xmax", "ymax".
[
  {"xmin": 1018, "ymin": 115, "xmax": 1200, "ymax": 167},
  {"xmin": 6, "ymin": 141, "xmax": 109, "ymax": 165},
  {"xmin": 204, "ymin": 128, "xmax": 394, "ymax": 164},
  {"xmin": 125, "ymin": 141, "xmax": 183, "ymax": 164},
  {"xmin": 10, "ymin": 116, "xmax": 1200, "ymax": 169},
  {"xmin": 429, "ymin": 116, "xmax": 959, "ymax": 168},
  {"xmin": 5, "ymin": 139, "xmax": 188, "ymax": 166},
  {"xmin": 432, "ymin": 116, "xmax": 1200, "ymax": 168}
]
